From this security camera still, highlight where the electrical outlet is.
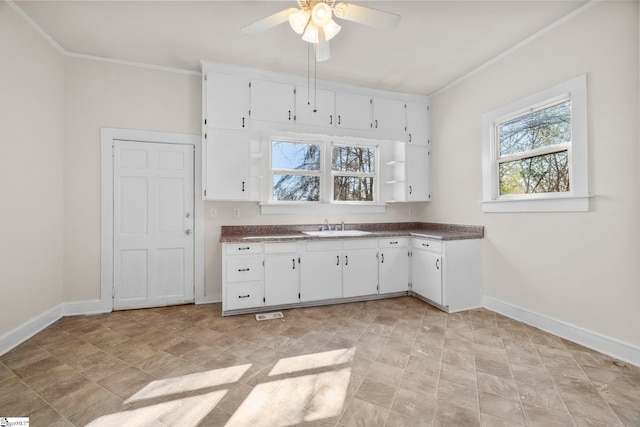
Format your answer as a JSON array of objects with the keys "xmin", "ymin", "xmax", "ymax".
[
  {"xmin": 232, "ymin": 207, "xmax": 240, "ymax": 218},
  {"xmin": 209, "ymin": 208, "xmax": 218, "ymax": 218}
]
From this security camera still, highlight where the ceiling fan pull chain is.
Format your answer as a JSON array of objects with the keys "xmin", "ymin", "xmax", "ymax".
[
  {"xmin": 314, "ymin": 43, "xmax": 318, "ymax": 113},
  {"xmin": 307, "ymin": 42, "xmax": 311, "ymax": 106}
]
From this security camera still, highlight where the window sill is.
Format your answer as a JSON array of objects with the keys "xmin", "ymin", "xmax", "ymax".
[
  {"xmin": 482, "ymin": 195, "xmax": 590, "ymax": 213},
  {"xmin": 260, "ymin": 203, "xmax": 387, "ymax": 215}
]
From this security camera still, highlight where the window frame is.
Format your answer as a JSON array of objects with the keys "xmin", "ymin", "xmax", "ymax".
[
  {"xmin": 330, "ymin": 141, "xmax": 379, "ymax": 204},
  {"xmin": 269, "ymin": 138, "xmax": 323, "ymax": 204},
  {"xmin": 481, "ymin": 75, "xmax": 589, "ymax": 212}
]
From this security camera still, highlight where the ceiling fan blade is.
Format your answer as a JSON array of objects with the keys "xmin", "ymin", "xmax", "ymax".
[
  {"xmin": 241, "ymin": 8, "xmax": 297, "ymax": 35},
  {"xmin": 316, "ymin": 29, "xmax": 330, "ymax": 62},
  {"xmin": 333, "ymin": 2, "xmax": 400, "ymax": 29}
]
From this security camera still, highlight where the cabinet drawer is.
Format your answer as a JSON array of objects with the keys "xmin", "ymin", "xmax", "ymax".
[
  {"xmin": 226, "ymin": 243, "xmax": 262, "ymax": 255},
  {"xmin": 264, "ymin": 242, "xmax": 298, "ymax": 254},
  {"xmin": 226, "ymin": 256, "xmax": 263, "ymax": 282},
  {"xmin": 412, "ymin": 238, "xmax": 442, "ymax": 253},
  {"xmin": 226, "ymin": 282, "xmax": 264, "ymax": 310},
  {"xmin": 379, "ymin": 237, "xmax": 408, "ymax": 248},
  {"xmin": 305, "ymin": 241, "xmax": 342, "ymax": 252},
  {"xmin": 343, "ymin": 239, "xmax": 378, "ymax": 250}
]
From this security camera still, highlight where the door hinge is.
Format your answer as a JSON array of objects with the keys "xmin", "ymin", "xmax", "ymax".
[
  {"xmin": 204, "ymin": 132, "xmax": 207, "ymax": 140},
  {"xmin": 204, "ymin": 118, "xmax": 207, "ymax": 125},
  {"xmin": 263, "ymin": 297, "xmax": 266, "ymax": 303},
  {"xmin": 298, "ymin": 257, "xmax": 301, "ymax": 264},
  {"xmin": 370, "ymin": 98, "xmax": 373, "ymax": 104},
  {"xmin": 376, "ymin": 285, "xmax": 379, "ymax": 291},
  {"xmin": 262, "ymin": 260, "xmax": 265, "ymax": 266},
  {"xmin": 249, "ymin": 82, "xmax": 251, "ymax": 88},
  {"xmin": 204, "ymin": 189, "xmax": 207, "ymax": 197},
  {"xmin": 409, "ymin": 250, "xmax": 412, "ymax": 257},
  {"xmin": 294, "ymin": 88, "xmax": 296, "ymax": 94},
  {"xmin": 298, "ymin": 292, "xmax": 301, "ymax": 299},
  {"xmin": 204, "ymin": 74, "xmax": 207, "ymax": 81},
  {"xmin": 112, "ymin": 287, "xmax": 115, "ymax": 298}
]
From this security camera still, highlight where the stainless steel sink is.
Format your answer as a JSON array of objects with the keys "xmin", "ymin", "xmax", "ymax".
[{"xmin": 302, "ymin": 230, "xmax": 372, "ymax": 237}]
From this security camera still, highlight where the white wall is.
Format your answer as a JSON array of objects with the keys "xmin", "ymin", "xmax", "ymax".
[
  {"xmin": 428, "ymin": 1, "xmax": 640, "ymax": 348},
  {"xmin": 0, "ymin": 4, "xmax": 65, "ymax": 336},
  {"xmin": 63, "ymin": 58, "xmax": 201, "ymax": 302}
]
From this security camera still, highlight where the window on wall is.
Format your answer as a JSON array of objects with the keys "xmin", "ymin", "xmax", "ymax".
[
  {"xmin": 482, "ymin": 75, "xmax": 589, "ymax": 212},
  {"xmin": 270, "ymin": 138, "xmax": 378, "ymax": 204},
  {"xmin": 332, "ymin": 144, "xmax": 376, "ymax": 202},
  {"xmin": 271, "ymin": 140, "xmax": 322, "ymax": 202}
]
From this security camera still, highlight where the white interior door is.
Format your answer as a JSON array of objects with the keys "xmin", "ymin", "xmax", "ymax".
[{"xmin": 113, "ymin": 140, "xmax": 194, "ymax": 310}]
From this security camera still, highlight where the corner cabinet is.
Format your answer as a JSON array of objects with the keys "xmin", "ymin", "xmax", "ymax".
[{"xmin": 410, "ymin": 237, "xmax": 482, "ymax": 312}]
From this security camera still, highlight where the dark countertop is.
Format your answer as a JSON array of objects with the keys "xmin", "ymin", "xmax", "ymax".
[{"xmin": 219, "ymin": 222, "xmax": 484, "ymax": 243}]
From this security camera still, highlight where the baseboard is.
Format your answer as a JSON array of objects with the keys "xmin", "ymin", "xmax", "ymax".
[
  {"xmin": 62, "ymin": 299, "xmax": 111, "ymax": 316},
  {"xmin": 484, "ymin": 296, "xmax": 640, "ymax": 368},
  {"xmin": 0, "ymin": 304, "xmax": 63, "ymax": 356},
  {"xmin": 197, "ymin": 295, "xmax": 222, "ymax": 305}
]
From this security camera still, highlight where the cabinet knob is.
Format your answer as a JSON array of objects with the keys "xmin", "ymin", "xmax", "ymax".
[{"xmin": 185, "ymin": 229, "xmax": 192, "ymax": 236}]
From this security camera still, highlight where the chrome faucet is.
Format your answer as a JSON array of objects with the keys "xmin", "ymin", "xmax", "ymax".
[
  {"xmin": 322, "ymin": 219, "xmax": 332, "ymax": 231},
  {"xmin": 340, "ymin": 221, "xmax": 345, "ymax": 231}
]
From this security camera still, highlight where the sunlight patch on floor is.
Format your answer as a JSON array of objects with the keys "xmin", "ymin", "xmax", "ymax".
[
  {"xmin": 87, "ymin": 390, "xmax": 227, "ymax": 427},
  {"xmin": 125, "ymin": 364, "xmax": 252, "ymax": 403},
  {"xmin": 269, "ymin": 347, "xmax": 355, "ymax": 376}
]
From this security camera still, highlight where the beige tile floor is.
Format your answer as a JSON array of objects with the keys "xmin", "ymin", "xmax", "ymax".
[{"xmin": 1, "ymin": 297, "xmax": 639, "ymax": 426}]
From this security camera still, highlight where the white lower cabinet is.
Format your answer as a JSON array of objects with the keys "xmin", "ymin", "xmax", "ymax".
[
  {"xmin": 224, "ymin": 243, "xmax": 264, "ymax": 311},
  {"xmin": 343, "ymin": 239, "xmax": 379, "ymax": 298},
  {"xmin": 378, "ymin": 238, "xmax": 410, "ymax": 294},
  {"xmin": 411, "ymin": 237, "xmax": 482, "ymax": 312},
  {"xmin": 411, "ymin": 240, "xmax": 442, "ymax": 304},
  {"xmin": 299, "ymin": 241, "xmax": 343, "ymax": 302},
  {"xmin": 264, "ymin": 242, "xmax": 300, "ymax": 306},
  {"xmin": 222, "ymin": 235, "xmax": 481, "ymax": 314}
]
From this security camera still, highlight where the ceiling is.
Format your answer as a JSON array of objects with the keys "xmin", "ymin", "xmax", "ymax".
[{"xmin": 15, "ymin": 1, "xmax": 587, "ymax": 95}]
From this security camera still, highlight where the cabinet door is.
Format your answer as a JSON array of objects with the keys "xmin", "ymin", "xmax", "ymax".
[
  {"xmin": 251, "ymin": 80, "xmax": 295, "ymax": 124},
  {"xmin": 406, "ymin": 145, "xmax": 430, "ymax": 201},
  {"xmin": 300, "ymin": 252, "xmax": 342, "ymax": 302},
  {"xmin": 296, "ymin": 87, "xmax": 335, "ymax": 127},
  {"xmin": 372, "ymin": 97, "xmax": 406, "ymax": 134},
  {"xmin": 379, "ymin": 248, "xmax": 409, "ymax": 293},
  {"xmin": 264, "ymin": 254, "xmax": 299, "ymax": 306},
  {"xmin": 204, "ymin": 130, "xmax": 250, "ymax": 200},
  {"xmin": 406, "ymin": 101, "xmax": 429, "ymax": 146},
  {"xmin": 412, "ymin": 249, "xmax": 442, "ymax": 304},
  {"xmin": 205, "ymin": 72, "xmax": 250, "ymax": 130},
  {"xmin": 343, "ymin": 249, "xmax": 379, "ymax": 298},
  {"xmin": 335, "ymin": 92, "xmax": 372, "ymax": 131}
]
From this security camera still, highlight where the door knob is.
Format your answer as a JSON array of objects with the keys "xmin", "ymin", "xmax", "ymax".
[{"xmin": 186, "ymin": 229, "xmax": 192, "ymax": 236}]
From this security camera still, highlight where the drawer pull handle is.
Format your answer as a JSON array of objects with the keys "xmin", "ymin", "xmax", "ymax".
[
  {"xmin": 238, "ymin": 268, "xmax": 250, "ymax": 272},
  {"xmin": 381, "ymin": 253, "xmax": 384, "ymax": 263},
  {"xmin": 292, "ymin": 259, "xmax": 296, "ymax": 270},
  {"xmin": 336, "ymin": 255, "xmax": 340, "ymax": 266},
  {"xmin": 238, "ymin": 247, "xmax": 250, "ymax": 251},
  {"xmin": 422, "ymin": 243, "xmax": 430, "ymax": 247},
  {"xmin": 436, "ymin": 259, "xmax": 440, "ymax": 270},
  {"xmin": 345, "ymin": 255, "xmax": 348, "ymax": 266},
  {"xmin": 238, "ymin": 294, "xmax": 250, "ymax": 299},
  {"xmin": 390, "ymin": 241, "xmax": 398, "ymax": 245}
]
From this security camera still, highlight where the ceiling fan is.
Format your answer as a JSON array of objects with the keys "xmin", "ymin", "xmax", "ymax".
[{"xmin": 241, "ymin": 1, "xmax": 400, "ymax": 62}]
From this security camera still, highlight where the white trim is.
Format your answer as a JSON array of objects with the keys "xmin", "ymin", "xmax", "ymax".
[
  {"xmin": 100, "ymin": 128, "xmax": 206, "ymax": 310},
  {"xmin": 481, "ymin": 75, "xmax": 589, "ymax": 212},
  {"xmin": 198, "ymin": 295, "xmax": 222, "ymax": 305},
  {"xmin": 0, "ymin": 305, "xmax": 62, "ymax": 356},
  {"xmin": 260, "ymin": 203, "xmax": 387, "ymax": 215},
  {"xmin": 431, "ymin": 0, "xmax": 601, "ymax": 97},
  {"xmin": 484, "ymin": 296, "xmax": 640, "ymax": 368},
  {"xmin": 62, "ymin": 300, "xmax": 110, "ymax": 317},
  {"xmin": 6, "ymin": 0, "xmax": 199, "ymax": 76}
]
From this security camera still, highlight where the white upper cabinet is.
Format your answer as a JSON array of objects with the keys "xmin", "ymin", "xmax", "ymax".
[
  {"xmin": 372, "ymin": 97, "xmax": 406, "ymax": 134},
  {"xmin": 204, "ymin": 130, "xmax": 251, "ymax": 201},
  {"xmin": 295, "ymin": 87, "xmax": 336, "ymax": 127},
  {"xmin": 406, "ymin": 145, "xmax": 430, "ymax": 202},
  {"xmin": 335, "ymin": 92, "xmax": 372, "ymax": 131},
  {"xmin": 250, "ymin": 80, "xmax": 295, "ymax": 124},
  {"xmin": 406, "ymin": 101, "xmax": 430, "ymax": 146},
  {"xmin": 205, "ymin": 72, "xmax": 250, "ymax": 131}
]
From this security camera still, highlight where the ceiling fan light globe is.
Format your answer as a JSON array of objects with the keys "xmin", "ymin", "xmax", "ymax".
[
  {"xmin": 302, "ymin": 23, "xmax": 320, "ymax": 43},
  {"xmin": 323, "ymin": 19, "xmax": 341, "ymax": 41},
  {"xmin": 288, "ymin": 9, "xmax": 310, "ymax": 35},
  {"xmin": 311, "ymin": 2, "xmax": 332, "ymax": 27}
]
